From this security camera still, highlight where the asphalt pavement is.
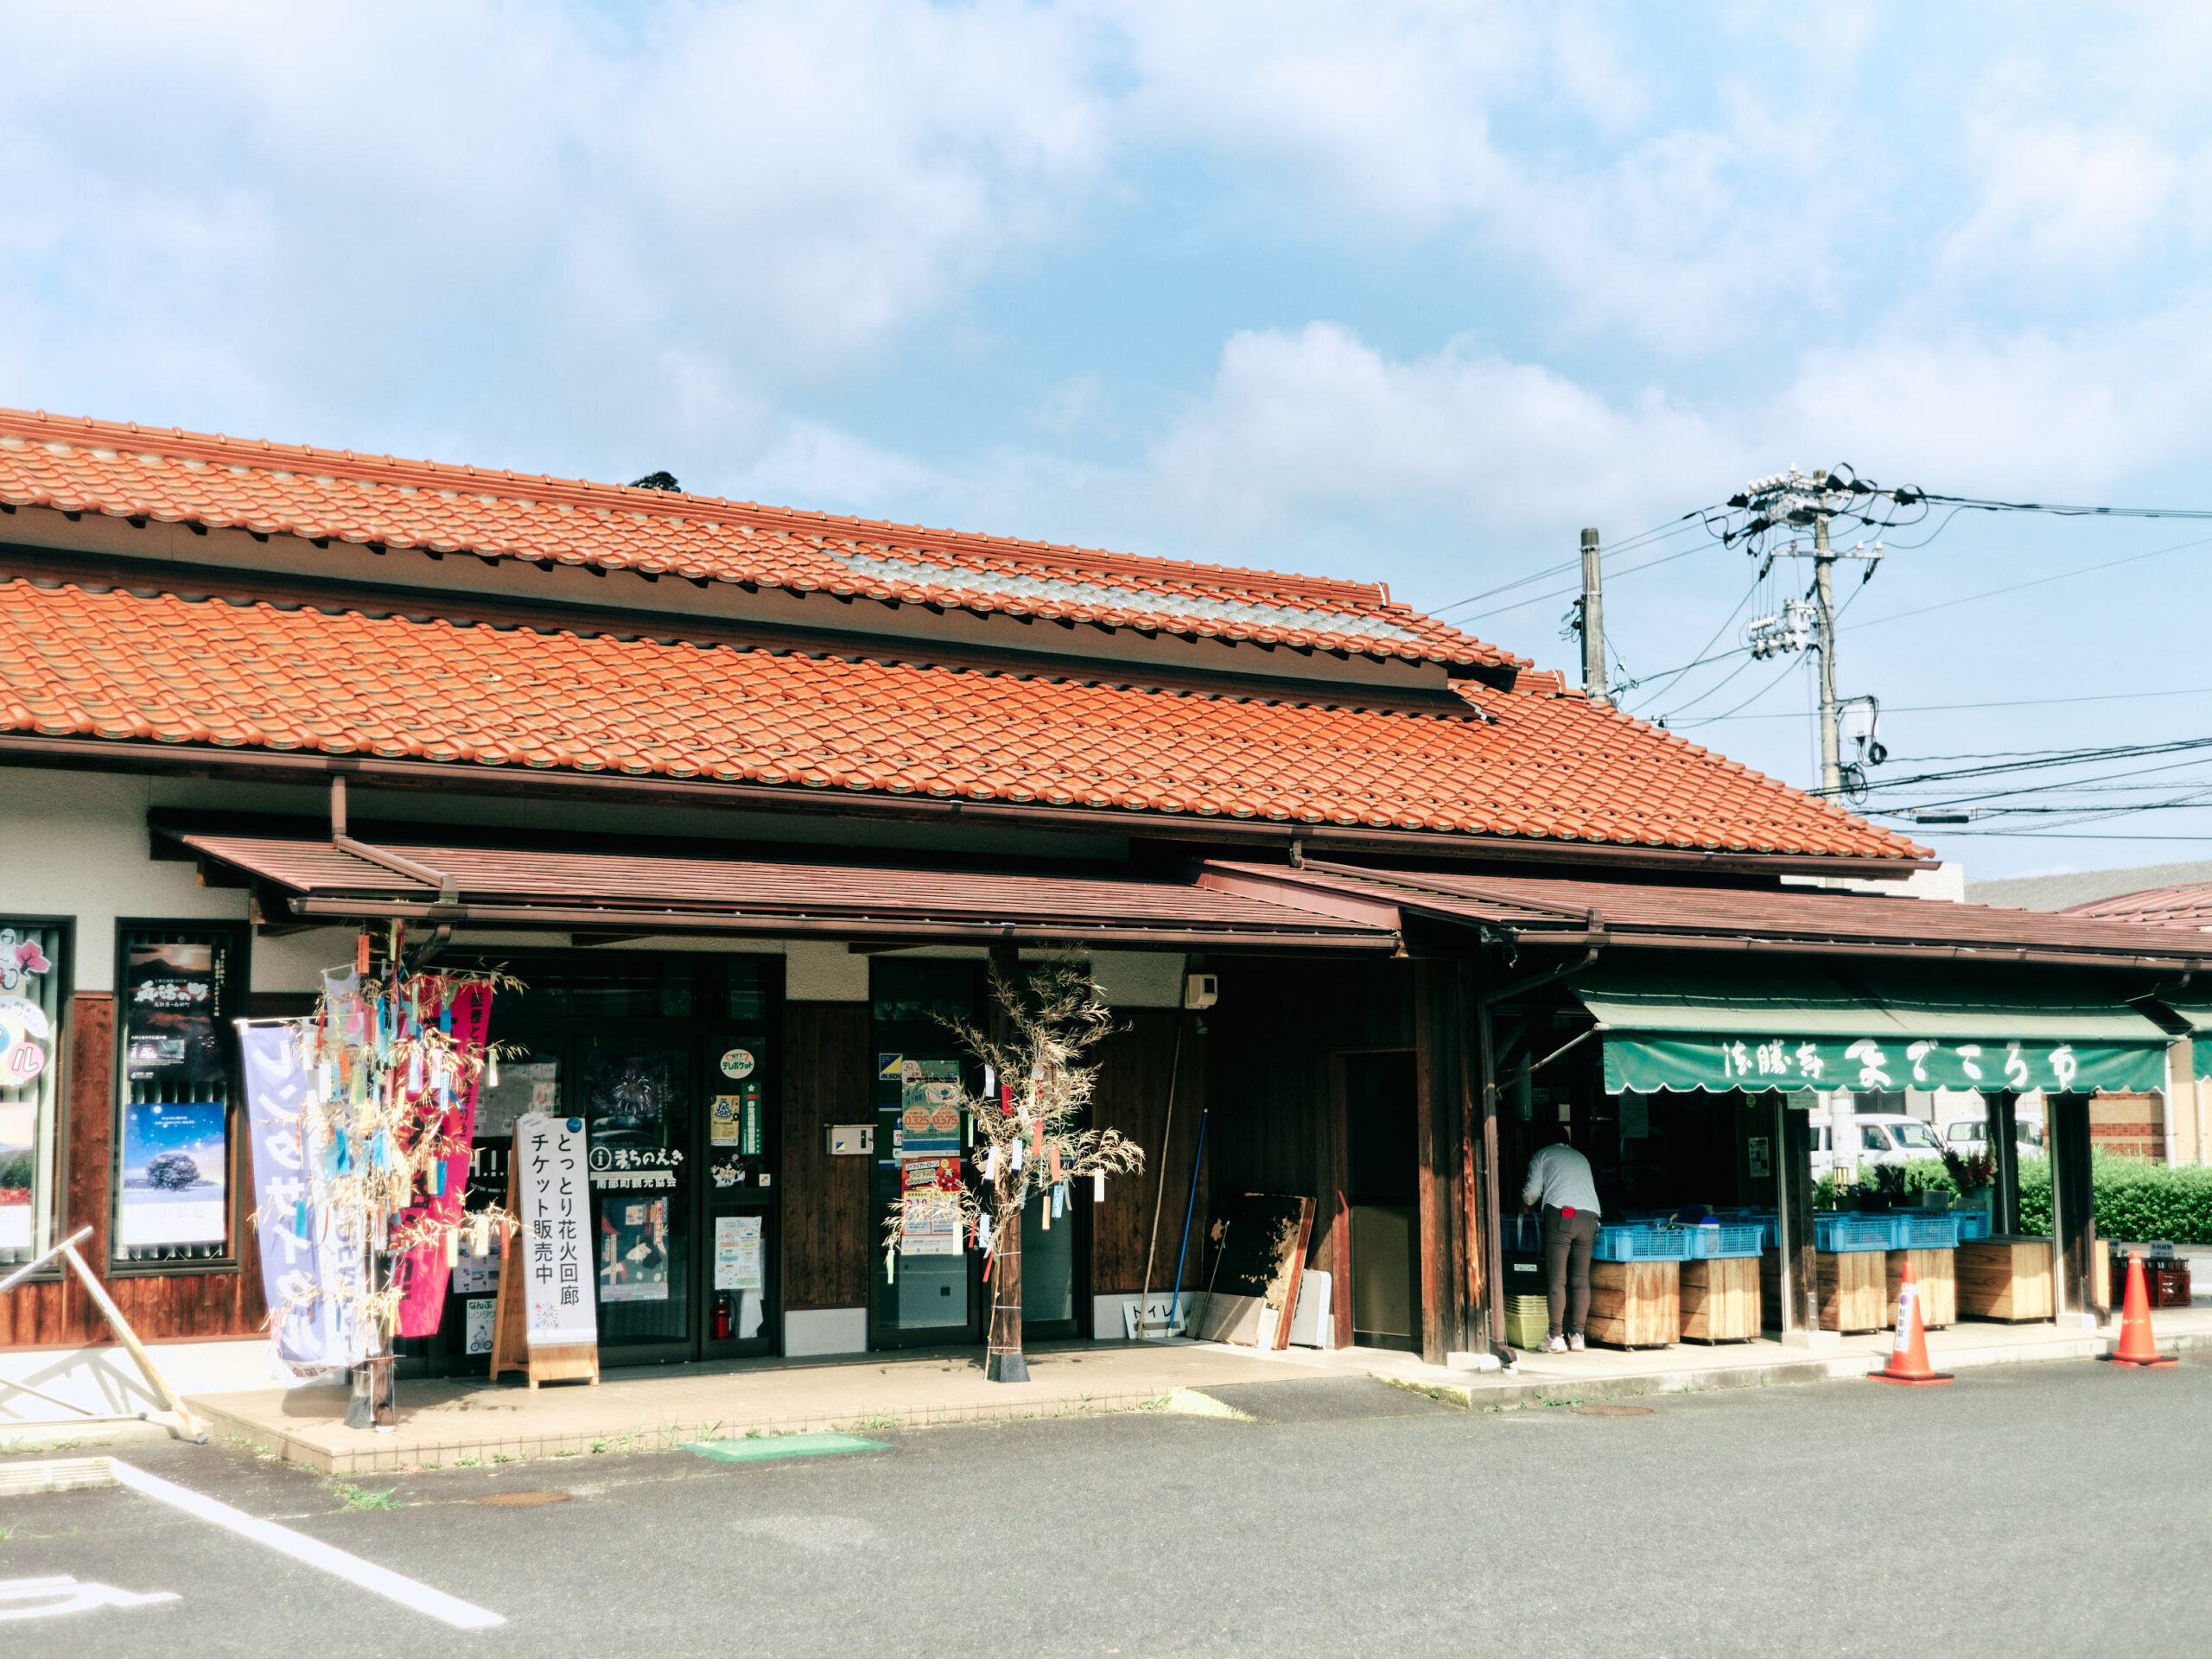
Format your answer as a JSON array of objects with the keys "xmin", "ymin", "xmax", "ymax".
[{"xmin": 3, "ymin": 1357, "xmax": 2208, "ymax": 1657}]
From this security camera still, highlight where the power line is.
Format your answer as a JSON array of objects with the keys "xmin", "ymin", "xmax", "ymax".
[
  {"xmin": 1686, "ymin": 683, "xmax": 2212, "ymax": 722},
  {"xmin": 1433, "ymin": 512, "xmax": 1712, "ymax": 620},
  {"xmin": 1851, "ymin": 531, "xmax": 2212, "ymax": 631}
]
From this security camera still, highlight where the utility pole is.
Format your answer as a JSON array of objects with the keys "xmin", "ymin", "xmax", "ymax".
[
  {"xmin": 1812, "ymin": 487, "xmax": 1840, "ymax": 800},
  {"xmin": 1579, "ymin": 527, "xmax": 1606, "ymax": 704},
  {"xmin": 1735, "ymin": 467, "xmax": 1885, "ymax": 800}
]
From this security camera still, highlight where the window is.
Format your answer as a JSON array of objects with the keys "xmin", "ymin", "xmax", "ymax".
[
  {"xmin": 1891, "ymin": 1121, "xmax": 1940, "ymax": 1151},
  {"xmin": 1859, "ymin": 1123, "xmax": 1895, "ymax": 1152},
  {"xmin": 0, "ymin": 920, "xmax": 69, "ymax": 1269},
  {"xmin": 1946, "ymin": 1122, "xmax": 1986, "ymax": 1145},
  {"xmin": 114, "ymin": 924, "xmax": 248, "ymax": 1267},
  {"xmin": 1815, "ymin": 1127, "xmax": 1829, "ymax": 1152}
]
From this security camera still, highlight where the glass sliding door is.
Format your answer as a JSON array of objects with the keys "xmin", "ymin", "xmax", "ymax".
[{"xmin": 869, "ymin": 959, "xmax": 982, "ymax": 1350}]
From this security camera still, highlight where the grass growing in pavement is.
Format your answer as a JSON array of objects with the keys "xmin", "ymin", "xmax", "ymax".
[{"xmin": 324, "ymin": 1479, "xmax": 401, "ymax": 1511}]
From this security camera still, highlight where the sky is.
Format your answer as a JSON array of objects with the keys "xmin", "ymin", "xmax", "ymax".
[{"xmin": 4, "ymin": 1, "xmax": 2211, "ymax": 880}]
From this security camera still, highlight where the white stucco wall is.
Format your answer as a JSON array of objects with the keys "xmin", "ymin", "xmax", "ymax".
[{"xmin": 0, "ymin": 768, "xmax": 350, "ymax": 992}]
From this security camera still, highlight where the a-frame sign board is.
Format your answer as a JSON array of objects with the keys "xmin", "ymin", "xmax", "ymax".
[{"xmin": 489, "ymin": 1123, "xmax": 601, "ymax": 1389}]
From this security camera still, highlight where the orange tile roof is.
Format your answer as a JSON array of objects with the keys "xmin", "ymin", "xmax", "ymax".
[
  {"xmin": 0, "ymin": 406, "xmax": 1517, "ymax": 671},
  {"xmin": 2061, "ymin": 887, "xmax": 2212, "ymax": 928},
  {"xmin": 0, "ymin": 580, "xmax": 1922, "ymax": 859}
]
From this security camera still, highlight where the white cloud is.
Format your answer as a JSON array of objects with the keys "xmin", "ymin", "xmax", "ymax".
[{"xmin": 0, "ymin": 0, "xmax": 1108, "ymax": 453}]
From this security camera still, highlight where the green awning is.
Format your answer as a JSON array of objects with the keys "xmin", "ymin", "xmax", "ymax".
[
  {"xmin": 2147, "ymin": 996, "xmax": 2212, "ymax": 1079},
  {"xmin": 1578, "ymin": 957, "xmax": 2171, "ymax": 1096}
]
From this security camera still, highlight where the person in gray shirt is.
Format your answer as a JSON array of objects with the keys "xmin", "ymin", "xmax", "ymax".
[{"xmin": 1521, "ymin": 1126, "xmax": 1602, "ymax": 1353}]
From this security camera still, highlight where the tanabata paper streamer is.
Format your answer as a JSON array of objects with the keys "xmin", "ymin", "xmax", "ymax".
[{"xmin": 390, "ymin": 981, "xmax": 493, "ymax": 1337}]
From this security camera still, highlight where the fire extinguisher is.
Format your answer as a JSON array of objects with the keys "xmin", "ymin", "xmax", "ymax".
[{"xmin": 713, "ymin": 1294, "xmax": 733, "ymax": 1340}]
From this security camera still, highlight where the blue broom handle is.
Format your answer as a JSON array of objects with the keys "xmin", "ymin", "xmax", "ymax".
[{"xmin": 1165, "ymin": 1108, "xmax": 1208, "ymax": 1334}]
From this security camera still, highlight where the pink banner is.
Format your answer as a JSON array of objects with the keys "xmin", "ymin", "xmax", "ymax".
[{"xmin": 392, "ymin": 981, "xmax": 492, "ymax": 1338}]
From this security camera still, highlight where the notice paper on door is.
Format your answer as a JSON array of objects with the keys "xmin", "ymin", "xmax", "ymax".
[{"xmin": 714, "ymin": 1214, "xmax": 763, "ymax": 1291}]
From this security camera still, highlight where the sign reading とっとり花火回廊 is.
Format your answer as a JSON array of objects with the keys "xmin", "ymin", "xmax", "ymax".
[
  {"xmin": 1603, "ymin": 1033, "xmax": 2166, "ymax": 1097},
  {"xmin": 515, "ymin": 1112, "xmax": 598, "ymax": 1347}
]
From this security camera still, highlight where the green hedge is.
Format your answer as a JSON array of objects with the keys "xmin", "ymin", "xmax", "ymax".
[{"xmin": 2017, "ymin": 1154, "xmax": 2212, "ymax": 1246}]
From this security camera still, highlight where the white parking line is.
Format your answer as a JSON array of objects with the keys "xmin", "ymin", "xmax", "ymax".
[
  {"xmin": 0, "ymin": 1574, "xmax": 179, "ymax": 1620},
  {"xmin": 111, "ymin": 1463, "xmax": 504, "ymax": 1630}
]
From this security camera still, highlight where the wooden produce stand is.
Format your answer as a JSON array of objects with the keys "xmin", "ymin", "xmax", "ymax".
[
  {"xmin": 1884, "ymin": 1249, "xmax": 1957, "ymax": 1330},
  {"xmin": 1816, "ymin": 1250, "xmax": 1887, "ymax": 1333},
  {"xmin": 1587, "ymin": 1259, "xmax": 1679, "ymax": 1349},
  {"xmin": 1680, "ymin": 1255, "xmax": 1760, "ymax": 1343},
  {"xmin": 1958, "ymin": 1235, "xmax": 2055, "ymax": 1322}
]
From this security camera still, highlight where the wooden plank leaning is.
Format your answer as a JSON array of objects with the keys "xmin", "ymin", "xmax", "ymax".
[{"xmin": 0, "ymin": 1226, "xmax": 207, "ymax": 1443}]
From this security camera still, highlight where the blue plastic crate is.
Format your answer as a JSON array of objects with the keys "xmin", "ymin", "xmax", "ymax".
[
  {"xmin": 1955, "ymin": 1210, "xmax": 1992, "ymax": 1241},
  {"xmin": 1815, "ymin": 1214, "xmax": 1896, "ymax": 1253},
  {"xmin": 1890, "ymin": 1214, "xmax": 1961, "ymax": 1249},
  {"xmin": 1592, "ymin": 1225, "xmax": 1695, "ymax": 1262},
  {"xmin": 1684, "ymin": 1224, "xmax": 1765, "ymax": 1259}
]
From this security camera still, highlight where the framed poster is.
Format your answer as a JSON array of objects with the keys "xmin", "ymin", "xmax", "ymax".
[
  {"xmin": 114, "ymin": 923, "xmax": 245, "ymax": 1267},
  {"xmin": 0, "ymin": 919, "xmax": 68, "ymax": 1268},
  {"xmin": 117, "ymin": 1099, "xmax": 229, "ymax": 1249}
]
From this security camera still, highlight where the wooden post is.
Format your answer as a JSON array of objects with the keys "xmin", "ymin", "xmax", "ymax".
[
  {"xmin": 1413, "ymin": 962, "xmax": 1448, "ymax": 1366},
  {"xmin": 1474, "ymin": 995, "xmax": 1505, "ymax": 1359},
  {"xmin": 2048, "ymin": 1092, "xmax": 2098, "ymax": 1320},
  {"xmin": 1775, "ymin": 1094, "xmax": 1816, "ymax": 1337},
  {"xmin": 1455, "ymin": 966, "xmax": 1487, "ymax": 1357},
  {"xmin": 1987, "ymin": 1092, "xmax": 2022, "ymax": 1236}
]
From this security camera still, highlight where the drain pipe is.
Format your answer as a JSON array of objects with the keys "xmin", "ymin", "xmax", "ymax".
[{"xmin": 329, "ymin": 777, "xmax": 460, "ymax": 907}]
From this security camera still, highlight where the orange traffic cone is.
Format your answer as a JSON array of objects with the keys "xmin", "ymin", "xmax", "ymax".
[
  {"xmin": 1871, "ymin": 1259, "xmax": 1954, "ymax": 1385},
  {"xmin": 2103, "ymin": 1251, "xmax": 2178, "ymax": 1368}
]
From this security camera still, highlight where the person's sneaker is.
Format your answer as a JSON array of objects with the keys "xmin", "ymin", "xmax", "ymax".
[
  {"xmin": 1567, "ymin": 1332, "xmax": 1586, "ymax": 1352},
  {"xmin": 1542, "ymin": 1335, "xmax": 1568, "ymax": 1353}
]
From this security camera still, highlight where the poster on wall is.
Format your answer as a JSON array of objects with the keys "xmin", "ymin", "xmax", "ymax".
[
  {"xmin": 0, "ymin": 1097, "xmax": 35, "ymax": 1251},
  {"xmin": 899, "ymin": 1190, "xmax": 963, "ymax": 1255},
  {"xmin": 476, "ymin": 1059, "xmax": 558, "ymax": 1140},
  {"xmin": 599, "ymin": 1195, "xmax": 671, "ymax": 1302},
  {"xmin": 117, "ymin": 1099, "xmax": 228, "ymax": 1249},
  {"xmin": 465, "ymin": 1298, "xmax": 497, "ymax": 1356},
  {"xmin": 714, "ymin": 1214, "xmax": 763, "ymax": 1292},
  {"xmin": 899, "ymin": 1059, "xmax": 963, "ymax": 1158},
  {"xmin": 515, "ymin": 1112, "xmax": 598, "ymax": 1348},
  {"xmin": 124, "ymin": 941, "xmax": 226, "ymax": 1087}
]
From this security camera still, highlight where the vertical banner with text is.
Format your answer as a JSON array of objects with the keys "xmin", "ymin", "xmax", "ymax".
[
  {"xmin": 236, "ymin": 1020, "xmax": 365, "ymax": 1370},
  {"xmin": 514, "ymin": 1111, "xmax": 598, "ymax": 1348}
]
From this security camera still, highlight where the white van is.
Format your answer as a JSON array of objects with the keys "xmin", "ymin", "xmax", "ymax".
[{"xmin": 1811, "ymin": 1113, "xmax": 1946, "ymax": 1178}]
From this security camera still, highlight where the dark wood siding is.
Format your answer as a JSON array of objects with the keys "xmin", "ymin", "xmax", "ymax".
[
  {"xmin": 3, "ymin": 991, "xmax": 269, "ymax": 1348},
  {"xmin": 1089, "ymin": 1008, "xmax": 1209, "ymax": 1294},
  {"xmin": 1205, "ymin": 957, "xmax": 1415, "ymax": 1281},
  {"xmin": 780, "ymin": 1001, "xmax": 873, "ymax": 1309}
]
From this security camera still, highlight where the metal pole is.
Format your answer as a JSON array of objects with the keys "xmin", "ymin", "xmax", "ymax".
[
  {"xmin": 1165, "ymin": 1109, "xmax": 1209, "ymax": 1337},
  {"xmin": 1134, "ymin": 1014, "xmax": 1185, "ymax": 1337},
  {"xmin": 1579, "ymin": 528, "xmax": 1606, "ymax": 704},
  {"xmin": 1813, "ymin": 482, "xmax": 1841, "ymax": 799}
]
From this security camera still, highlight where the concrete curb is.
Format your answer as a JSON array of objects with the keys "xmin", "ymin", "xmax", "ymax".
[{"xmin": 1375, "ymin": 1328, "xmax": 2212, "ymax": 1412}]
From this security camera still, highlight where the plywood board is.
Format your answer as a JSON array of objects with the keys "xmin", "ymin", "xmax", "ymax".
[
  {"xmin": 1586, "ymin": 1258, "xmax": 1679, "ymax": 1348},
  {"xmin": 1680, "ymin": 1255, "xmax": 1761, "ymax": 1342},
  {"xmin": 1199, "ymin": 1193, "xmax": 1315, "ymax": 1351},
  {"xmin": 1883, "ymin": 1248, "xmax": 1957, "ymax": 1330}
]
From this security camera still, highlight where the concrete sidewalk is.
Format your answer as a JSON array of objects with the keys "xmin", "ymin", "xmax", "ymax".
[
  {"xmin": 189, "ymin": 1340, "xmax": 1338, "ymax": 1473},
  {"xmin": 182, "ymin": 1305, "xmax": 2212, "ymax": 1472}
]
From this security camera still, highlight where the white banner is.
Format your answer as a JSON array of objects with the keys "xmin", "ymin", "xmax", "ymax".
[
  {"xmin": 514, "ymin": 1112, "xmax": 597, "ymax": 1348},
  {"xmin": 235, "ymin": 1020, "xmax": 366, "ymax": 1370}
]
